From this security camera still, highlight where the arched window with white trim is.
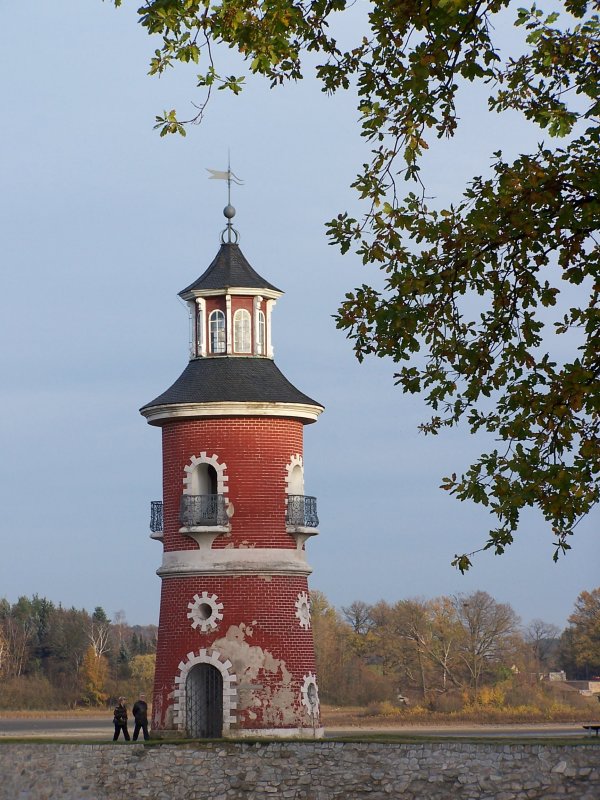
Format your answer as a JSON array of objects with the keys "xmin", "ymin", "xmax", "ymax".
[
  {"xmin": 209, "ymin": 310, "xmax": 226, "ymax": 354},
  {"xmin": 257, "ymin": 310, "xmax": 265, "ymax": 355},
  {"xmin": 233, "ymin": 309, "xmax": 251, "ymax": 353}
]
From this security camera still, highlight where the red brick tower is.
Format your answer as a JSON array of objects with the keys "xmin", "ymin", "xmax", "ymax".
[{"xmin": 141, "ymin": 206, "xmax": 324, "ymax": 738}]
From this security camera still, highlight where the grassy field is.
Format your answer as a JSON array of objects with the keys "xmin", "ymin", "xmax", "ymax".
[{"xmin": 1, "ymin": 702, "xmax": 598, "ymax": 726}]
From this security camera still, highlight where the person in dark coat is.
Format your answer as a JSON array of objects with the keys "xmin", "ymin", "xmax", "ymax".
[
  {"xmin": 112, "ymin": 697, "xmax": 130, "ymax": 741},
  {"xmin": 132, "ymin": 692, "xmax": 150, "ymax": 741}
]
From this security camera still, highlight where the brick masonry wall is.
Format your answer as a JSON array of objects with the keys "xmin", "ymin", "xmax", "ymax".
[
  {"xmin": 0, "ymin": 741, "xmax": 598, "ymax": 800},
  {"xmin": 161, "ymin": 416, "xmax": 304, "ymax": 551},
  {"xmin": 153, "ymin": 415, "xmax": 318, "ymax": 732},
  {"xmin": 153, "ymin": 575, "xmax": 318, "ymax": 731}
]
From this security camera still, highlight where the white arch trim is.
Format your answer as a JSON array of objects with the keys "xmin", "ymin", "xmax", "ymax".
[
  {"xmin": 173, "ymin": 648, "xmax": 238, "ymax": 732},
  {"xmin": 284, "ymin": 454, "xmax": 304, "ymax": 495},
  {"xmin": 183, "ymin": 452, "xmax": 229, "ymax": 496}
]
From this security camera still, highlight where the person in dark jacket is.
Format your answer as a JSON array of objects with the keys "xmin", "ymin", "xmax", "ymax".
[
  {"xmin": 112, "ymin": 697, "xmax": 130, "ymax": 741},
  {"xmin": 132, "ymin": 693, "xmax": 150, "ymax": 741}
]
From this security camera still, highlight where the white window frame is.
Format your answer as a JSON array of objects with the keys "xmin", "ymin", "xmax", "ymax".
[
  {"xmin": 233, "ymin": 308, "xmax": 251, "ymax": 354},
  {"xmin": 209, "ymin": 309, "xmax": 226, "ymax": 354}
]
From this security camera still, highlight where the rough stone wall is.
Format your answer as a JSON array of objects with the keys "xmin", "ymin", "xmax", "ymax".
[{"xmin": 1, "ymin": 741, "xmax": 598, "ymax": 800}]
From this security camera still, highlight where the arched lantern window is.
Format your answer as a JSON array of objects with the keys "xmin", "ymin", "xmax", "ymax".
[
  {"xmin": 233, "ymin": 309, "xmax": 251, "ymax": 353},
  {"xmin": 209, "ymin": 310, "xmax": 226, "ymax": 354}
]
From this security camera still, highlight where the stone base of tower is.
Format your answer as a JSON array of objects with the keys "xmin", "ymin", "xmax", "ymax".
[
  {"xmin": 150, "ymin": 677, "xmax": 323, "ymax": 740},
  {"xmin": 149, "ymin": 723, "xmax": 325, "ymax": 740},
  {"xmin": 231, "ymin": 726, "xmax": 325, "ymax": 739}
]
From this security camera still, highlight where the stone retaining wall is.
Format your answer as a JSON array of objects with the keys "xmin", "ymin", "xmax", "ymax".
[{"xmin": 1, "ymin": 741, "xmax": 599, "ymax": 800}]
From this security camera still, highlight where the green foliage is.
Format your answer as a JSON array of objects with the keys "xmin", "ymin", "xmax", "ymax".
[
  {"xmin": 0, "ymin": 595, "xmax": 157, "ymax": 710},
  {"xmin": 92, "ymin": 606, "xmax": 110, "ymax": 624},
  {"xmin": 110, "ymin": 0, "xmax": 600, "ymax": 566}
]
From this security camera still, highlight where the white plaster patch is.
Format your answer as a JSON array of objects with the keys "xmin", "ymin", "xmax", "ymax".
[
  {"xmin": 301, "ymin": 673, "xmax": 320, "ymax": 715},
  {"xmin": 294, "ymin": 592, "xmax": 311, "ymax": 630},
  {"xmin": 187, "ymin": 591, "xmax": 224, "ymax": 632},
  {"xmin": 212, "ymin": 624, "xmax": 298, "ymax": 728}
]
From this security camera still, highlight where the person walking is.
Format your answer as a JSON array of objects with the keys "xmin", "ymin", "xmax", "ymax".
[
  {"xmin": 112, "ymin": 697, "xmax": 130, "ymax": 741},
  {"xmin": 132, "ymin": 692, "xmax": 150, "ymax": 741}
]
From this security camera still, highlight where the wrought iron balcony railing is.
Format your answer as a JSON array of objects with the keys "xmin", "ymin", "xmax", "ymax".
[
  {"xmin": 180, "ymin": 494, "xmax": 228, "ymax": 527},
  {"xmin": 286, "ymin": 495, "xmax": 319, "ymax": 528},
  {"xmin": 150, "ymin": 500, "xmax": 163, "ymax": 533}
]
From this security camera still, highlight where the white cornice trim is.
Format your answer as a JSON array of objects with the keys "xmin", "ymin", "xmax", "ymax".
[
  {"xmin": 141, "ymin": 401, "xmax": 324, "ymax": 425},
  {"xmin": 180, "ymin": 287, "xmax": 283, "ymax": 301},
  {"xmin": 157, "ymin": 547, "xmax": 313, "ymax": 578}
]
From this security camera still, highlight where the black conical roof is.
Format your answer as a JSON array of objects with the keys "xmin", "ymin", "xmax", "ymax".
[
  {"xmin": 141, "ymin": 357, "xmax": 322, "ymax": 415},
  {"xmin": 179, "ymin": 242, "xmax": 281, "ymax": 296}
]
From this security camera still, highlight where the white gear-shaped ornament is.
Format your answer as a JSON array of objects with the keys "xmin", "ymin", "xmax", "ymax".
[
  {"xmin": 187, "ymin": 592, "xmax": 224, "ymax": 632},
  {"xmin": 300, "ymin": 673, "xmax": 320, "ymax": 715},
  {"xmin": 294, "ymin": 591, "xmax": 311, "ymax": 629}
]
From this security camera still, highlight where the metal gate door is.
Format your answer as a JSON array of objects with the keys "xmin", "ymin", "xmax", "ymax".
[{"xmin": 186, "ymin": 664, "xmax": 223, "ymax": 738}]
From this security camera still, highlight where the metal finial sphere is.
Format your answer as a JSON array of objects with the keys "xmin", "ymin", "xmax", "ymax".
[{"xmin": 223, "ymin": 204, "xmax": 236, "ymax": 220}]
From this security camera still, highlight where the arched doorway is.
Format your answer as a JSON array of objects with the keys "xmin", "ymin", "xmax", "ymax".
[{"xmin": 185, "ymin": 663, "xmax": 223, "ymax": 738}]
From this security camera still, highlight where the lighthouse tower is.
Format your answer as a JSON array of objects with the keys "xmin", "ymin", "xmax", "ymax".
[{"xmin": 141, "ymin": 204, "xmax": 324, "ymax": 738}]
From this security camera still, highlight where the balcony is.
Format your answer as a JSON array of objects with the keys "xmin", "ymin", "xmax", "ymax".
[
  {"xmin": 286, "ymin": 495, "xmax": 319, "ymax": 528},
  {"xmin": 149, "ymin": 500, "xmax": 163, "ymax": 540},
  {"xmin": 180, "ymin": 494, "xmax": 228, "ymax": 528}
]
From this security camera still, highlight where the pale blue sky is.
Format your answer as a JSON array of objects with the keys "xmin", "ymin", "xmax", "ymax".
[{"xmin": 1, "ymin": 1, "xmax": 597, "ymax": 628}]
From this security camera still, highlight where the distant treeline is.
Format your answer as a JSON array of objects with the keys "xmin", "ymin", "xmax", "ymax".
[
  {"xmin": 0, "ymin": 596, "xmax": 156, "ymax": 709},
  {"xmin": 311, "ymin": 587, "xmax": 600, "ymax": 712},
  {"xmin": 0, "ymin": 587, "xmax": 598, "ymax": 712}
]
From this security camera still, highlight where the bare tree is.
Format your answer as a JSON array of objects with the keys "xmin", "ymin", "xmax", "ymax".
[
  {"xmin": 426, "ymin": 597, "xmax": 465, "ymax": 691},
  {"xmin": 112, "ymin": 609, "xmax": 128, "ymax": 647},
  {"xmin": 2, "ymin": 616, "xmax": 35, "ymax": 678},
  {"xmin": 525, "ymin": 619, "xmax": 561, "ymax": 669},
  {"xmin": 88, "ymin": 608, "xmax": 111, "ymax": 659},
  {"xmin": 341, "ymin": 601, "xmax": 373, "ymax": 635},
  {"xmin": 390, "ymin": 598, "xmax": 466, "ymax": 697},
  {"xmin": 454, "ymin": 591, "xmax": 520, "ymax": 701},
  {"xmin": 0, "ymin": 625, "xmax": 7, "ymax": 677}
]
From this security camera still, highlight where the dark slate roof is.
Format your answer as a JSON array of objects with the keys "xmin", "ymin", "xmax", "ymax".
[
  {"xmin": 179, "ymin": 243, "xmax": 282, "ymax": 296},
  {"xmin": 141, "ymin": 357, "xmax": 322, "ymax": 412}
]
